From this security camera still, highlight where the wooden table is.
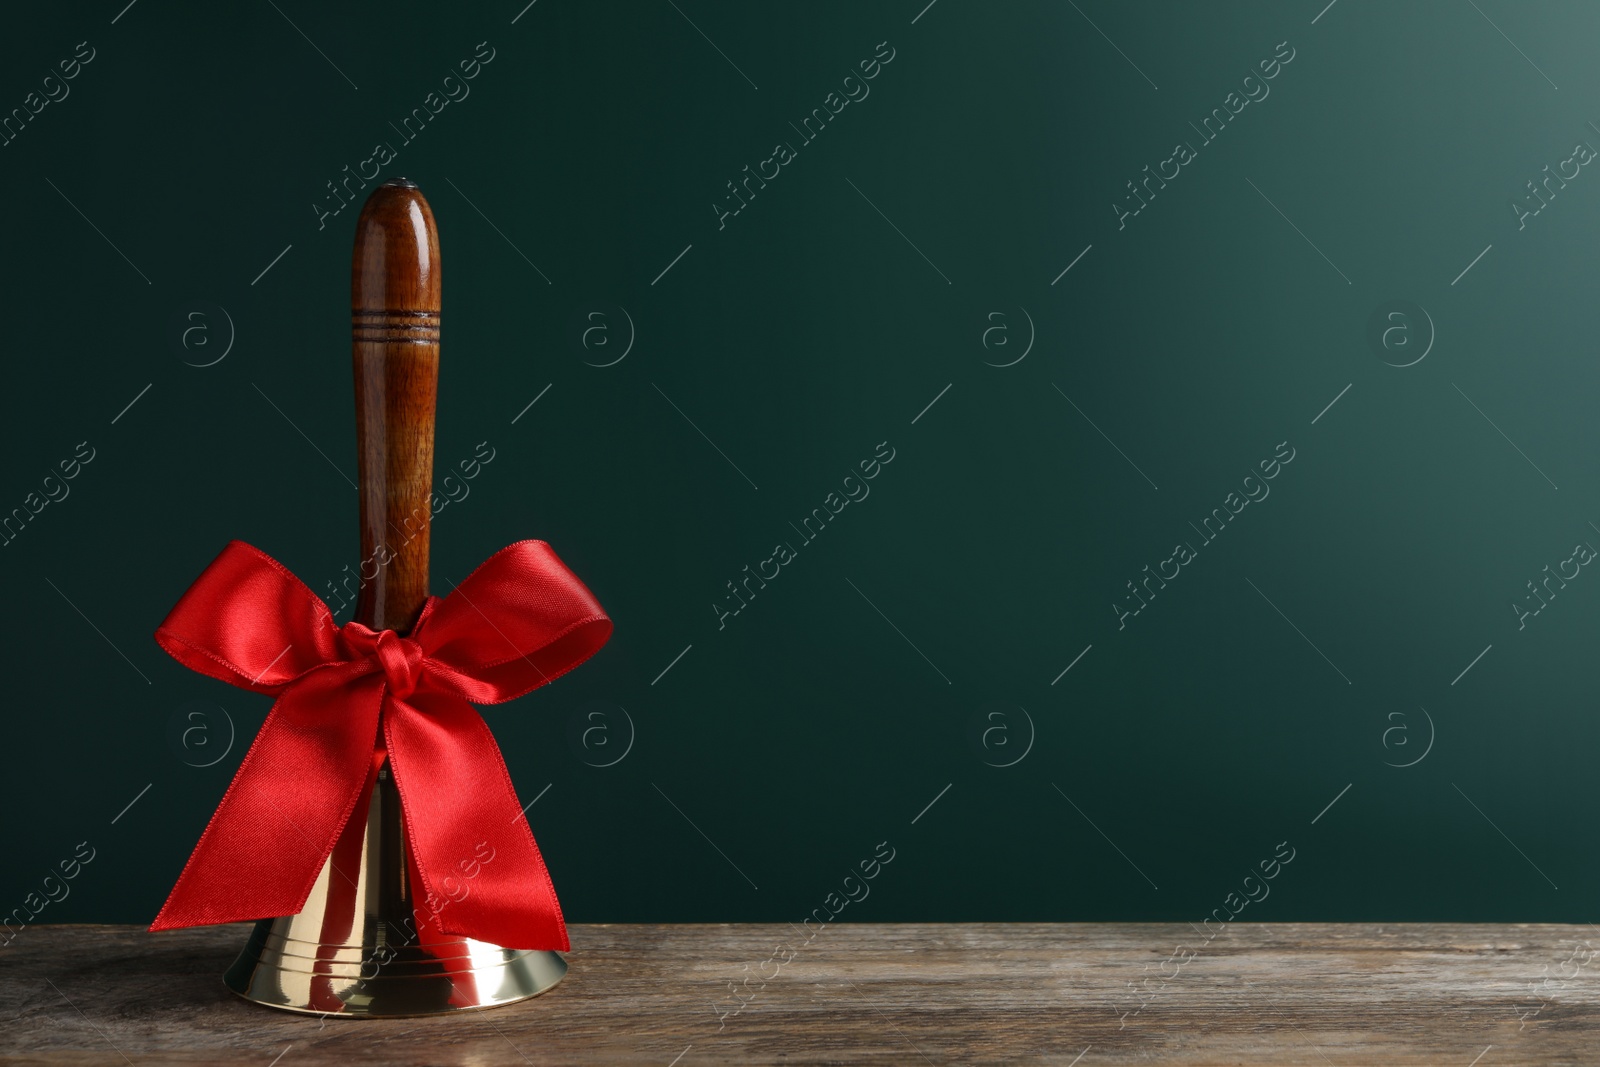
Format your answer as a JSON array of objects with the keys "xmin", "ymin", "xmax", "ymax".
[{"xmin": 2, "ymin": 923, "xmax": 1594, "ymax": 1064}]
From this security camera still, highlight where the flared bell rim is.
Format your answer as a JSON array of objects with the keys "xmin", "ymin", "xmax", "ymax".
[
  {"xmin": 220, "ymin": 978, "xmax": 568, "ymax": 1019},
  {"xmin": 223, "ymin": 918, "xmax": 569, "ymax": 1017},
  {"xmin": 220, "ymin": 970, "xmax": 569, "ymax": 1019}
]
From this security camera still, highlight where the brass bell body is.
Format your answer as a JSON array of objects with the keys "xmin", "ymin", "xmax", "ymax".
[
  {"xmin": 222, "ymin": 178, "xmax": 564, "ymax": 1017},
  {"xmin": 223, "ymin": 760, "xmax": 566, "ymax": 1017}
]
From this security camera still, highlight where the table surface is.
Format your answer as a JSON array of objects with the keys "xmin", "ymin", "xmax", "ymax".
[{"xmin": 2, "ymin": 922, "xmax": 1595, "ymax": 1065}]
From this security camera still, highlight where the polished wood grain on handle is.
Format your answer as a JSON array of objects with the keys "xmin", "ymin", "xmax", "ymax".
[{"xmin": 351, "ymin": 177, "xmax": 440, "ymax": 634}]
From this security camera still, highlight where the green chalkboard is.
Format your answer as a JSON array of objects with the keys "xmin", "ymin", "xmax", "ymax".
[{"xmin": 3, "ymin": 0, "xmax": 1598, "ymax": 939}]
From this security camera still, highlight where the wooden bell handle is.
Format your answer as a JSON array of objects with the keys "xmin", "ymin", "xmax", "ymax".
[{"xmin": 350, "ymin": 178, "xmax": 440, "ymax": 634}]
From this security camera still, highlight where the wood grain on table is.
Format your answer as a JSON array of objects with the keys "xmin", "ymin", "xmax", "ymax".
[{"xmin": 2, "ymin": 923, "xmax": 1594, "ymax": 1065}]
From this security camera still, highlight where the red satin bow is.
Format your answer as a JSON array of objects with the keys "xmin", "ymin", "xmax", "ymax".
[{"xmin": 150, "ymin": 540, "xmax": 612, "ymax": 950}]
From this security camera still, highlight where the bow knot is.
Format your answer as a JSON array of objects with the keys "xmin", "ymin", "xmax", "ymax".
[
  {"xmin": 342, "ymin": 622, "xmax": 425, "ymax": 699},
  {"xmin": 148, "ymin": 539, "xmax": 611, "ymax": 950}
]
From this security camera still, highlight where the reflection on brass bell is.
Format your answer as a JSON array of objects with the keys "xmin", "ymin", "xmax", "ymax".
[
  {"xmin": 223, "ymin": 759, "xmax": 566, "ymax": 1016},
  {"xmin": 224, "ymin": 178, "xmax": 565, "ymax": 1016}
]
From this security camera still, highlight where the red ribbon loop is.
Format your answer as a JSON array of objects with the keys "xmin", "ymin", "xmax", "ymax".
[{"xmin": 150, "ymin": 539, "xmax": 612, "ymax": 950}]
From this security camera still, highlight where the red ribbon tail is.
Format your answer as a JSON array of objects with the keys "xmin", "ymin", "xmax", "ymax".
[
  {"xmin": 149, "ymin": 669, "xmax": 383, "ymax": 932},
  {"xmin": 384, "ymin": 693, "xmax": 570, "ymax": 951}
]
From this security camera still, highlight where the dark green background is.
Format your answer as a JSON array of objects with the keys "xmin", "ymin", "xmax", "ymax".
[{"xmin": 4, "ymin": 0, "xmax": 1597, "ymax": 929}]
